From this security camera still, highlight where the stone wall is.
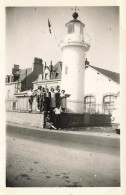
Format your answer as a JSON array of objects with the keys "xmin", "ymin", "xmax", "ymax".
[
  {"xmin": 6, "ymin": 112, "xmax": 111, "ymax": 130},
  {"xmin": 6, "ymin": 112, "xmax": 44, "ymax": 129}
]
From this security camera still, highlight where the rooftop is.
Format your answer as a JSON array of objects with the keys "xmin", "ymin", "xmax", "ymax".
[{"xmin": 89, "ymin": 65, "xmax": 120, "ymax": 84}]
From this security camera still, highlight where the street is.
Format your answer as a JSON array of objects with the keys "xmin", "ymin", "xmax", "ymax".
[{"xmin": 6, "ymin": 125, "xmax": 120, "ymax": 187}]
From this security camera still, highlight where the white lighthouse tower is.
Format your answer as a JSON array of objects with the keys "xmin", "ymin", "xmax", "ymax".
[{"xmin": 61, "ymin": 11, "xmax": 90, "ymax": 113}]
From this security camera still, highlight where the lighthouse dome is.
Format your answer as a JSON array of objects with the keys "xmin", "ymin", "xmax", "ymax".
[
  {"xmin": 65, "ymin": 11, "xmax": 85, "ymax": 27},
  {"xmin": 72, "ymin": 11, "xmax": 78, "ymax": 19}
]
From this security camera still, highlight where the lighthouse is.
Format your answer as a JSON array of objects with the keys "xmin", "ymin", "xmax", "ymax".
[{"xmin": 61, "ymin": 11, "xmax": 90, "ymax": 113}]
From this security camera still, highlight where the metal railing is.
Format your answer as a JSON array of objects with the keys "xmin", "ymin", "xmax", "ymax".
[
  {"xmin": 84, "ymin": 103, "xmax": 116, "ymax": 115},
  {"xmin": 5, "ymin": 97, "xmax": 116, "ymax": 115}
]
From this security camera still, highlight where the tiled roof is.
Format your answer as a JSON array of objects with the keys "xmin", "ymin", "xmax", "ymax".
[
  {"xmin": 15, "ymin": 68, "xmax": 32, "ymax": 82},
  {"xmin": 53, "ymin": 61, "xmax": 62, "ymax": 71},
  {"xmin": 21, "ymin": 71, "xmax": 41, "ymax": 91},
  {"xmin": 52, "ymin": 61, "xmax": 62, "ymax": 79},
  {"xmin": 89, "ymin": 65, "xmax": 120, "ymax": 84}
]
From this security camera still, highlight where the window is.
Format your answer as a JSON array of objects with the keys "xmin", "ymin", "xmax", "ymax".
[
  {"xmin": 56, "ymin": 72, "xmax": 59, "ymax": 78},
  {"xmin": 103, "ymin": 94, "xmax": 116, "ymax": 114},
  {"xmin": 68, "ymin": 23, "xmax": 74, "ymax": 34},
  {"xmin": 5, "ymin": 76, "xmax": 8, "ymax": 83},
  {"xmin": 45, "ymin": 73, "xmax": 48, "ymax": 80},
  {"xmin": 84, "ymin": 95, "xmax": 96, "ymax": 113},
  {"xmin": 80, "ymin": 25, "xmax": 83, "ymax": 34},
  {"xmin": 8, "ymin": 76, "xmax": 10, "ymax": 83},
  {"xmin": 7, "ymin": 90, "xmax": 10, "ymax": 98},
  {"xmin": 12, "ymin": 101, "xmax": 16, "ymax": 110},
  {"xmin": 65, "ymin": 66, "xmax": 68, "ymax": 74}
]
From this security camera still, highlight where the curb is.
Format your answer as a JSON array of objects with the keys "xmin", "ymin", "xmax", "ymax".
[{"xmin": 6, "ymin": 121, "xmax": 120, "ymax": 139}]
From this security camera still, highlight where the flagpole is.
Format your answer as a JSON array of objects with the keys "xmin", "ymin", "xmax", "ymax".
[{"xmin": 48, "ymin": 15, "xmax": 60, "ymax": 47}]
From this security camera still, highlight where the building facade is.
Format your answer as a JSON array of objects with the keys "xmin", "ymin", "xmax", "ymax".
[
  {"xmin": 32, "ymin": 59, "xmax": 120, "ymax": 115},
  {"xmin": 5, "ymin": 56, "xmax": 119, "ymax": 117}
]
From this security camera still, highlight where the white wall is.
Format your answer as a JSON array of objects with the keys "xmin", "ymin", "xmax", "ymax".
[
  {"xmin": 5, "ymin": 83, "xmax": 16, "ymax": 99},
  {"xmin": 61, "ymin": 45, "xmax": 85, "ymax": 101},
  {"xmin": 84, "ymin": 67, "xmax": 119, "ymax": 104}
]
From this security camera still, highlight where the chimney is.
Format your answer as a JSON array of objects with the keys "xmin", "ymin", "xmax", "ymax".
[
  {"xmin": 50, "ymin": 61, "xmax": 53, "ymax": 80},
  {"xmin": 12, "ymin": 64, "xmax": 19, "ymax": 75},
  {"xmin": 33, "ymin": 57, "xmax": 43, "ymax": 73},
  {"xmin": 50, "ymin": 61, "xmax": 53, "ymax": 72},
  {"xmin": 12, "ymin": 65, "xmax": 20, "ymax": 82},
  {"xmin": 85, "ymin": 58, "xmax": 89, "ymax": 65}
]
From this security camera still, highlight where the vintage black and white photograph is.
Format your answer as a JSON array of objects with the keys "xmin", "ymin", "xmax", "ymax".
[{"xmin": 5, "ymin": 6, "xmax": 120, "ymax": 187}]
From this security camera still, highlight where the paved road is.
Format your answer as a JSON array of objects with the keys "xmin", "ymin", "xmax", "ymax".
[
  {"xmin": 6, "ymin": 125, "xmax": 120, "ymax": 187},
  {"xmin": 6, "ymin": 125, "xmax": 120, "ymax": 156}
]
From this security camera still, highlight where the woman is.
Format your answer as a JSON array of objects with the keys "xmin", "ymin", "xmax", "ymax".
[
  {"xmin": 60, "ymin": 90, "xmax": 66, "ymax": 113},
  {"xmin": 36, "ymin": 86, "xmax": 41, "ymax": 111},
  {"xmin": 42, "ymin": 87, "xmax": 46, "ymax": 111},
  {"xmin": 44, "ymin": 88, "xmax": 51, "ymax": 113},
  {"xmin": 50, "ymin": 88, "xmax": 56, "ymax": 110},
  {"xmin": 39, "ymin": 87, "xmax": 44, "ymax": 113}
]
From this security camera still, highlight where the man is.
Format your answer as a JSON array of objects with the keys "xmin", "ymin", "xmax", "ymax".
[
  {"xmin": 36, "ymin": 86, "xmax": 41, "ymax": 111},
  {"xmin": 44, "ymin": 88, "xmax": 51, "ymax": 113},
  {"xmin": 55, "ymin": 89, "xmax": 60, "ymax": 107},
  {"xmin": 28, "ymin": 89, "xmax": 34, "ymax": 113},
  {"xmin": 53, "ymin": 105, "xmax": 62, "ymax": 129}
]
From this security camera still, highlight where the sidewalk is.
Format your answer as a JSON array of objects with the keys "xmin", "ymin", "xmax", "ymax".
[{"xmin": 6, "ymin": 111, "xmax": 119, "ymax": 139}]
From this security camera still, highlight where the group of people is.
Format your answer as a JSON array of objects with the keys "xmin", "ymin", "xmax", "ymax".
[{"xmin": 28, "ymin": 86, "xmax": 67, "ymax": 129}]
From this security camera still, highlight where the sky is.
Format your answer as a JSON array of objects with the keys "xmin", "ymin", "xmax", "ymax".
[{"xmin": 6, "ymin": 6, "xmax": 119, "ymax": 75}]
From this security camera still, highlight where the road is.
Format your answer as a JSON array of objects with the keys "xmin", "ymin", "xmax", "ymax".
[{"xmin": 6, "ymin": 125, "xmax": 120, "ymax": 187}]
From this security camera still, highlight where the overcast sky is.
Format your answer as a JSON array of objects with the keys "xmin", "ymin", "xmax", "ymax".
[{"xmin": 6, "ymin": 6, "xmax": 119, "ymax": 75}]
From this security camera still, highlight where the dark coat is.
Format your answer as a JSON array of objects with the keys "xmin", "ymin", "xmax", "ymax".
[{"xmin": 55, "ymin": 92, "xmax": 60, "ymax": 106}]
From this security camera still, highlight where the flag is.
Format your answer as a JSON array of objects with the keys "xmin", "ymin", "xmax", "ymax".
[
  {"xmin": 48, "ymin": 18, "xmax": 51, "ymax": 28},
  {"xmin": 48, "ymin": 18, "xmax": 51, "ymax": 34},
  {"xmin": 49, "ymin": 28, "xmax": 51, "ymax": 34}
]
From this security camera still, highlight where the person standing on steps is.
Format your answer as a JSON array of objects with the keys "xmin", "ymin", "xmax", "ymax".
[
  {"xmin": 28, "ymin": 89, "xmax": 34, "ymax": 113},
  {"xmin": 60, "ymin": 90, "xmax": 66, "ymax": 113},
  {"xmin": 36, "ymin": 86, "xmax": 41, "ymax": 111},
  {"xmin": 53, "ymin": 105, "xmax": 62, "ymax": 129},
  {"xmin": 42, "ymin": 87, "xmax": 46, "ymax": 112},
  {"xmin": 50, "ymin": 87, "xmax": 56, "ymax": 111},
  {"xmin": 55, "ymin": 89, "xmax": 61, "ymax": 107},
  {"xmin": 44, "ymin": 88, "xmax": 51, "ymax": 114},
  {"xmin": 39, "ymin": 87, "xmax": 44, "ymax": 113},
  {"xmin": 50, "ymin": 87, "xmax": 56, "ymax": 123}
]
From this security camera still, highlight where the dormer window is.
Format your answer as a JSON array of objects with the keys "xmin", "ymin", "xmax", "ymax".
[
  {"xmin": 45, "ymin": 73, "xmax": 48, "ymax": 80},
  {"xmin": 56, "ymin": 72, "xmax": 59, "ymax": 78}
]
